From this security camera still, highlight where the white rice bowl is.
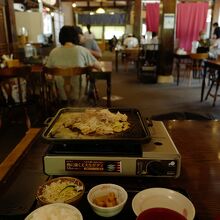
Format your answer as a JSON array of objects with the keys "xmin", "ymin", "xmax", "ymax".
[{"xmin": 25, "ymin": 203, "xmax": 83, "ymax": 220}]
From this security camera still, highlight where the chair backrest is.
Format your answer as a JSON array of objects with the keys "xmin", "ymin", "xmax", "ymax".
[
  {"xmin": 124, "ymin": 48, "xmax": 140, "ymax": 60},
  {"xmin": 43, "ymin": 66, "xmax": 91, "ymax": 77},
  {"xmin": 189, "ymin": 53, "xmax": 209, "ymax": 60},
  {"xmin": 142, "ymin": 43, "xmax": 159, "ymax": 51},
  {"xmin": 41, "ymin": 66, "xmax": 92, "ymax": 104},
  {"xmin": 0, "ymin": 65, "xmax": 32, "ymax": 104}
]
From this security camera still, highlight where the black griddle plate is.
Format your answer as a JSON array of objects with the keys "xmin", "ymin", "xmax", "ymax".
[{"xmin": 42, "ymin": 107, "xmax": 151, "ymax": 144}]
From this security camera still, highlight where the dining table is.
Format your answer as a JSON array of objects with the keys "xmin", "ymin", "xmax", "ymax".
[
  {"xmin": 0, "ymin": 120, "xmax": 220, "ymax": 220},
  {"xmin": 91, "ymin": 61, "xmax": 112, "ymax": 107},
  {"xmin": 173, "ymin": 53, "xmax": 190, "ymax": 86},
  {"xmin": 201, "ymin": 59, "xmax": 220, "ymax": 102},
  {"xmin": 0, "ymin": 59, "xmax": 112, "ymax": 108},
  {"xmin": 23, "ymin": 58, "xmax": 112, "ymax": 107},
  {"xmin": 28, "ymin": 59, "xmax": 112, "ymax": 107}
]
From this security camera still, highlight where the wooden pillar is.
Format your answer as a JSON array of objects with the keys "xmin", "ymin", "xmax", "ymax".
[
  {"xmin": 0, "ymin": 1, "xmax": 9, "ymax": 55},
  {"xmin": 5, "ymin": 0, "xmax": 18, "ymax": 53},
  {"xmin": 61, "ymin": 2, "xmax": 74, "ymax": 26},
  {"xmin": 133, "ymin": 0, "xmax": 142, "ymax": 39},
  {"xmin": 158, "ymin": 0, "xmax": 176, "ymax": 76}
]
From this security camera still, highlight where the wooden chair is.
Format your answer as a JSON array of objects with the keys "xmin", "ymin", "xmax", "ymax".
[
  {"xmin": 0, "ymin": 66, "xmax": 32, "ymax": 129},
  {"xmin": 138, "ymin": 44, "xmax": 159, "ymax": 82},
  {"xmin": 41, "ymin": 66, "xmax": 93, "ymax": 113},
  {"xmin": 141, "ymin": 43, "xmax": 159, "ymax": 64},
  {"xmin": 122, "ymin": 48, "xmax": 140, "ymax": 72},
  {"xmin": 173, "ymin": 53, "xmax": 191, "ymax": 86},
  {"xmin": 189, "ymin": 53, "xmax": 209, "ymax": 79},
  {"xmin": 205, "ymin": 70, "xmax": 220, "ymax": 106},
  {"xmin": 180, "ymin": 53, "xmax": 209, "ymax": 86}
]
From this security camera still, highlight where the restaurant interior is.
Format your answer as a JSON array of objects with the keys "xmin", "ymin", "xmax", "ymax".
[{"xmin": 1, "ymin": 0, "xmax": 220, "ymax": 220}]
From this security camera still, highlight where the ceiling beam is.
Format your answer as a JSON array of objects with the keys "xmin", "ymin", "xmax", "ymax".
[{"xmin": 13, "ymin": 0, "xmax": 134, "ymax": 11}]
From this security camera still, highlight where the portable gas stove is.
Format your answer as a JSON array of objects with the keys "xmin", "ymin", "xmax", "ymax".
[{"xmin": 43, "ymin": 121, "xmax": 181, "ymax": 178}]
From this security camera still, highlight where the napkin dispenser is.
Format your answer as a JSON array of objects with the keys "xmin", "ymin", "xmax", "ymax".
[
  {"xmin": 6, "ymin": 59, "xmax": 20, "ymax": 68},
  {"xmin": 2, "ymin": 55, "xmax": 20, "ymax": 68}
]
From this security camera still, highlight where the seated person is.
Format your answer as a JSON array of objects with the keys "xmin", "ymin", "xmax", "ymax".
[
  {"xmin": 45, "ymin": 25, "xmax": 101, "ymax": 103},
  {"xmin": 197, "ymin": 31, "xmax": 210, "ymax": 53},
  {"xmin": 209, "ymin": 38, "xmax": 220, "ymax": 59},
  {"xmin": 140, "ymin": 35, "xmax": 148, "ymax": 45},
  {"xmin": 213, "ymin": 22, "xmax": 220, "ymax": 39},
  {"xmin": 123, "ymin": 34, "xmax": 139, "ymax": 48},
  {"xmin": 75, "ymin": 26, "xmax": 102, "ymax": 60},
  {"xmin": 109, "ymin": 35, "xmax": 118, "ymax": 51},
  {"xmin": 147, "ymin": 32, "xmax": 159, "ymax": 51},
  {"xmin": 84, "ymin": 24, "xmax": 96, "ymax": 40}
]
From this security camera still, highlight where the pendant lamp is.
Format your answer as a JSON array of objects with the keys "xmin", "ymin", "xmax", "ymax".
[{"xmin": 96, "ymin": 7, "xmax": 105, "ymax": 14}]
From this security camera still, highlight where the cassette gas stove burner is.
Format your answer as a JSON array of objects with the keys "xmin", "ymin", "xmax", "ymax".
[
  {"xmin": 47, "ymin": 142, "xmax": 142, "ymax": 157},
  {"xmin": 43, "ymin": 121, "xmax": 181, "ymax": 178}
]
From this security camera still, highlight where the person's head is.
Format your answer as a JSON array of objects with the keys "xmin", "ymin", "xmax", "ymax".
[
  {"xmin": 59, "ymin": 25, "xmax": 80, "ymax": 45},
  {"xmin": 87, "ymin": 24, "xmax": 91, "ymax": 33},
  {"xmin": 213, "ymin": 22, "xmax": 219, "ymax": 27},
  {"xmin": 199, "ymin": 30, "xmax": 206, "ymax": 40},
  {"xmin": 152, "ymin": 32, "xmax": 158, "ymax": 38},
  {"xmin": 75, "ymin": 26, "xmax": 86, "ymax": 44}
]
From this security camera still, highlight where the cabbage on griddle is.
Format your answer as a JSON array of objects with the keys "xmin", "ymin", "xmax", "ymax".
[{"xmin": 49, "ymin": 109, "xmax": 130, "ymax": 138}]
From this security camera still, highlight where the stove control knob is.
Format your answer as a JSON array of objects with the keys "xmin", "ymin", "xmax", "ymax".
[{"xmin": 147, "ymin": 161, "xmax": 165, "ymax": 176}]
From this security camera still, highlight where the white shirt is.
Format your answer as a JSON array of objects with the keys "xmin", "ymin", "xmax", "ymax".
[
  {"xmin": 123, "ymin": 37, "xmax": 139, "ymax": 48},
  {"xmin": 84, "ymin": 31, "xmax": 95, "ymax": 40},
  {"xmin": 147, "ymin": 36, "xmax": 159, "ymax": 50},
  {"xmin": 209, "ymin": 38, "xmax": 220, "ymax": 59}
]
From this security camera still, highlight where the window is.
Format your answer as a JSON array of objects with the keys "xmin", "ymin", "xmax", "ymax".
[{"xmin": 104, "ymin": 26, "xmax": 125, "ymax": 40}]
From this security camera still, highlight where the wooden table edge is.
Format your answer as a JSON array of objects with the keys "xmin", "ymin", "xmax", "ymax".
[{"xmin": 0, "ymin": 128, "xmax": 41, "ymax": 182}]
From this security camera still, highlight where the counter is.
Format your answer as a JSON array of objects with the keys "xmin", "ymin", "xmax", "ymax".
[{"xmin": 0, "ymin": 120, "xmax": 220, "ymax": 219}]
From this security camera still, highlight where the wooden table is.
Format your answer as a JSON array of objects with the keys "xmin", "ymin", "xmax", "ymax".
[
  {"xmin": 115, "ymin": 48, "xmax": 121, "ymax": 72},
  {"xmin": 92, "ymin": 61, "xmax": 112, "ymax": 107},
  {"xmin": 173, "ymin": 53, "xmax": 190, "ymax": 86},
  {"xmin": 201, "ymin": 59, "xmax": 220, "ymax": 102},
  {"xmin": 30, "ymin": 61, "xmax": 112, "ymax": 107},
  {"xmin": 1, "ymin": 120, "xmax": 220, "ymax": 219}
]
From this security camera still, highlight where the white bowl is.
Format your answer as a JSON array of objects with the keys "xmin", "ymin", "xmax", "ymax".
[
  {"xmin": 87, "ymin": 183, "xmax": 128, "ymax": 217},
  {"xmin": 25, "ymin": 203, "xmax": 83, "ymax": 220},
  {"xmin": 132, "ymin": 188, "xmax": 195, "ymax": 220}
]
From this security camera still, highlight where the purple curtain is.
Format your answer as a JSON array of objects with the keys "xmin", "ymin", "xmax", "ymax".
[
  {"xmin": 146, "ymin": 3, "xmax": 160, "ymax": 33},
  {"xmin": 78, "ymin": 14, "xmax": 126, "ymax": 25},
  {"xmin": 176, "ymin": 2, "xmax": 209, "ymax": 51}
]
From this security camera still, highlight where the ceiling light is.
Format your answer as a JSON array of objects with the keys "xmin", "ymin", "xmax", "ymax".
[
  {"xmin": 96, "ymin": 7, "xmax": 105, "ymax": 14},
  {"xmin": 45, "ymin": 7, "xmax": 50, "ymax": 12},
  {"xmin": 90, "ymin": 12, "xmax": 95, "ymax": 15},
  {"xmin": 42, "ymin": 0, "xmax": 56, "ymax": 5},
  {"xmin": 72, "ymin": 3, "xmax": 76, "ymax": 8}
]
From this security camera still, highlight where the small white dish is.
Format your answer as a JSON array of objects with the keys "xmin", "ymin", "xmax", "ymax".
[
  {"xmin": 87, "ymin": 183, "xmax": 128, "ymax": 217},
  {"xmin": 132, "ymin": 188, "xmax": 195, "ymax": 220}
]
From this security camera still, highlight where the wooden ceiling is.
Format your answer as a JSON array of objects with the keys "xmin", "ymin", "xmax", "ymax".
[{"xmin": 14, "ymin": 0, "xmax": 136, "ymax": 12}]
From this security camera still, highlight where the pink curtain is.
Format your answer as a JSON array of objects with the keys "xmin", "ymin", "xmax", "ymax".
[
  {"xmin": 146, "ymin": 3, "xmax": 160, "ymax": 33},
  {"xmin": 176, "ymin": 2, "xmax": 209, "ymax": 52}
]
